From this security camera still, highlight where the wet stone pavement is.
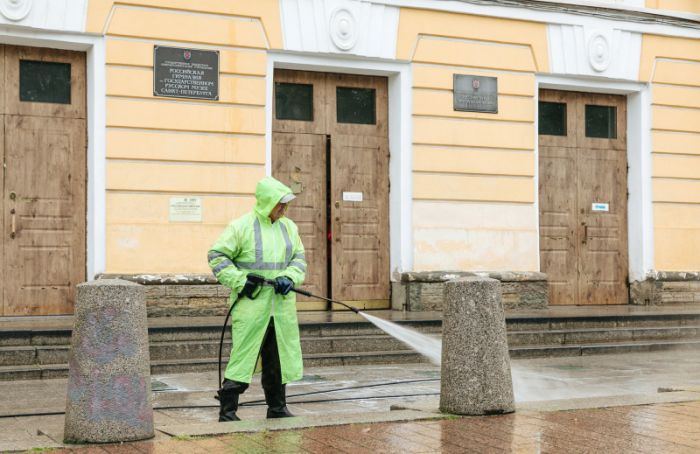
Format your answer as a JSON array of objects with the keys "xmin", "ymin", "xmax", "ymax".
[
  {"xmin": 2, "ymin": 350, "xmax": 700, "ymax": 453},
  {"xmin": 45, "ymin": 400, "xmax": 700, "ymax": 453}
]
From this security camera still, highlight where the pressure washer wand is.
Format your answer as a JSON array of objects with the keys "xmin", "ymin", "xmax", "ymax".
[
  {"xmin": 290, "ymin": 287, "xmax": 361, "ymax": 314},
  {"xmin": 260, "ymin": 277, "xmax": 360, "ymax": 313}
]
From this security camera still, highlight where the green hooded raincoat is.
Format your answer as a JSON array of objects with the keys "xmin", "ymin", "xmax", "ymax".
[{"xmin": 208, "ymin": 177, "xmax": 306, "ymax": 384}]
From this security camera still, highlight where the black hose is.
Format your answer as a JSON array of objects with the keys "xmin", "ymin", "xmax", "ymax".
[
  {"xmin": 169, "ymin": 392, "xmax": 441, "ymax": 410},
  {"xmin": 0, "ymin": 392, "xmax": 440, "ymax": 419},
  {"xmin": 217, "ymin": 304, "xmax": 234, "ymax": 388},
  {"xmin": 240, "ymin": 378, "xmax": 439, "ymax": 405},
  {"xmin": 0, "ymin": 378, "xmax": 441, "ymax": 419}
]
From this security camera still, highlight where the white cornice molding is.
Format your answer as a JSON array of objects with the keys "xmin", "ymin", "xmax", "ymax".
[
  {"xmin": 0, "ymin": 0, "xmax": 87, "ymax": 32},
  {"xmin": 548, "ymin": 23, "xmax": 642, "ymax": 80},
  {"xmin": 280, "ymin": 0, "xmax": 399, "ymax": 58},
  {"xmin": 374, "ymin": 0, "xmax": 700, "ymax": 40}
]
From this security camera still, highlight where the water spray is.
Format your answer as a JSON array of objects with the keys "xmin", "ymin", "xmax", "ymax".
[{"xmin": 217, "ymin": 276, "xmax": 440, "ymax": 388}]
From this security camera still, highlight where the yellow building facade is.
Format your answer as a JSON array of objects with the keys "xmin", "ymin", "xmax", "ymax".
[{"xmin": 1, "ymin": 0, "xmax": 699, "ymax": 315}]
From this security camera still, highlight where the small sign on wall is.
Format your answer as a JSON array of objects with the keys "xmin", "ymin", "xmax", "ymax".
[
  {"xmin": 169, "ymin": 197, "xmax": 202, "ymax": 222},
  {"xmin": 453, "ymin": 75, "xmax": 498, "ymax": 113},
  {"xmin": 342, "ymin": 191, "xmax": 363, "ymax": 202},
  {"xmin": 592, "ymin": 202, "xmax": 609, "ymax": 212},
  {"xmin": 154, "ymin": 45, "xmax": 219, "ymax": 100}
]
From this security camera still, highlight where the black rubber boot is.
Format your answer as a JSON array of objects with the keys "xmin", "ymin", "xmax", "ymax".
[
  {"xmin": 261, "ymin": 319, "xmax": 295, "ymax": 419},
  {"xmin": 264, "ymin": 383, "xmax": 294, "ymax": 418},
  {"xmin": 217, "ymin": 379, "xmax": 248, "ymax": 422}
]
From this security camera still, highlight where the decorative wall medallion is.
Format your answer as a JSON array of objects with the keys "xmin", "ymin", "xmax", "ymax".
[
  {"xmin": 329, "ymin": 7, "xmax": 357, "ymax": 51},
  {"xmin": 588, "ymin": 31, "xmax": 611, "ymax": 72},
  {"xmin": 0, "ymin": 0, "xmax": 32, "ymax": 21}
]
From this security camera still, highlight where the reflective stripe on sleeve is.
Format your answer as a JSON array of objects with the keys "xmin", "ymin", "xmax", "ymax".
[
  {"xmin": 208, "ymin": 251, "xmax": 228, "ymax": 262},
  {"xmin": 289, "ymin": 261, "xmax": 306, "ymax": 272},
  {"xmin": 212, "ymin": 259, "xmax": 234, "ymax": 275}
]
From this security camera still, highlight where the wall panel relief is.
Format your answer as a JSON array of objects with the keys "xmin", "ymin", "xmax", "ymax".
[
  {"xmin": 548, "ymin": 24, "xmax": 641, "ymax": 80},
  {"xmin": 280, "ymin": 0, "xmax": 399, "ymax": 58},
  {"xmin": 0, "ymin": 0, "xmax": 87, "ymax": 31}
]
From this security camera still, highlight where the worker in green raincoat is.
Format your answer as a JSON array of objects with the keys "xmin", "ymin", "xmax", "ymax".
[{"xmin": 208, "ymin": 176, "xmax": 307, "ymax": 421}]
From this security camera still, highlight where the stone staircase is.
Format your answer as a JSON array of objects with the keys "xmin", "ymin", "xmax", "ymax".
[{"xmin": 1, "ymin": 309, "xmax": 700, "ymax": 380}]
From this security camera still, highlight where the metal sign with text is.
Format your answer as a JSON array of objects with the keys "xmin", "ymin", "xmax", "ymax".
[
  {"xmin": 154, "ymin": 45, "xmax": 219, "ymax": 100},
  {"xmin": 453, "ymin": 75, "xmax": 498, "ymax": 113}
]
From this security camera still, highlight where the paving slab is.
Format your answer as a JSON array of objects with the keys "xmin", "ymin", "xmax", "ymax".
[
  {"xmin": 391, "ymin": 390, "xmax": 700, "ymax": 414},
  {"xmin": 158, "ymin": 409, "xmax": 449, "ymax": 437}
]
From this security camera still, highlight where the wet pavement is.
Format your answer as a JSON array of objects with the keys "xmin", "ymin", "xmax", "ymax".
[
  {"xmin": 44, "ymin": 400, "xmax": 700, "ymax": 453},
  {"xmin": 1, "ymin": 349, "xmax": 699, "ymax": 452}
]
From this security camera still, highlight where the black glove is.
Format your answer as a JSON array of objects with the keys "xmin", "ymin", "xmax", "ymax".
[
  {"xmin": 240, "ymin": 273, "xmax": 265, "ymax": 299},
  {"xmin": 274, "ymin": 276, "xmax": 294, "ymax": 296}
]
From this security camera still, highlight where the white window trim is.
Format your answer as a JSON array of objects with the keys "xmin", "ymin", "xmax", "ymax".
[
  {"xmin": 266, "ymin": 51, "xmax": 413, "ymax": 276},
  {"xmin": 0, "ymin": 31, "xmax": 106, "ymax": 281},
  {"xmin": 537, "ymin": 75, "xmax": 653, "ymax": 282}
]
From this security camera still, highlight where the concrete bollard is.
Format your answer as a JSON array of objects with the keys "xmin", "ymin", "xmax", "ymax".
[
  {"xmin": 440, "ymin": 276, "xmax": 515, "ymax": 415},
  {"xmin": 64, "ymin": 279, "xmax": 154, "ymax": 443}
]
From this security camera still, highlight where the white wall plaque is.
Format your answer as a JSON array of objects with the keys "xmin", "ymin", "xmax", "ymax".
[
  {"xmin": 343, "ymin": 191, "xmax": 363, "ymax": 202},
  {"xmin": 169, "ymin": 197, "xmax": 202, "ymax": 222},
  {"xmin": 592, "ymin": 203, "xmax": 609, "ymax": 212}
]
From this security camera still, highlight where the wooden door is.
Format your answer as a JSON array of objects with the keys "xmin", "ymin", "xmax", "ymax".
[
  {"xmin": 272, "ymin": 70, "xmax": 390, "ymax": 310},
  {"xmin": 330, "ymin": 134, "xmax": 389, "ymax": 303},
  {"xmin": 272, "ymin": 132, "xmax": 327, "ymax": 310},
  {"xmin": 538, "ymin": 90, "xmax": 628, "ymax": 305},
  {"xmin": 539, "ymin": 90, "xmax": 579, "ymax": 306},
  {"xmin": 326, "ymin": 74, "xmax": 389, "ymax": 305},
  {"xmin": 1, "ymin": 45, "xmax": 86, "ymax": 315},
  {"xmin": 575, "ymin": 93, "xmax": 628, "ymax": 305}
]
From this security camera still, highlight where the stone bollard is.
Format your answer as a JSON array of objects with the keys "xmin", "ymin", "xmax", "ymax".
[
  {"xmin": 440, "ymin": 276, "xmax": 515, "ymax": 415},
  {"xmin": 64, "ymin": 279, "xmax": 154, "ymax": 443}
]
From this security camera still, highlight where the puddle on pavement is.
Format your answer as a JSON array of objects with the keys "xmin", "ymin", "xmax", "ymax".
[
  {"xmin": 416, "ymin": 370, "xmax": 441, "ymax": 378},
  {"xmin": 296, "ymin": 374, "xmax": 326, "ymax": 384},
  {"xmin": 151, "ymin": 379, "xmax": 177, "ymax": 392},
  {"xmin": 547, "ymin": 365, "xmax": 587, "ymax": 371}
]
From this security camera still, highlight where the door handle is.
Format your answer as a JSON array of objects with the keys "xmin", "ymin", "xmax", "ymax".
[
  {"xmin": 582, "ymin": 224, "xmax": 588, "ymax": 245},
  {"xmin": 10, "ymin": 208, "xmax": 16, "ymax": 239}
]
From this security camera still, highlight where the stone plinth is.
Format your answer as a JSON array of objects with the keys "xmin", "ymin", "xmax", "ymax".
[
  {"xmin": 440, "ymin": 277, "xmax": 515, "ymax": 415},
  {"xmin": 64, "ymin": 280, "xmax": 154, "ymax": 443},
  {"xmin": 98, "ymin": 274, "xmax": 229, "ymax": 316},
  {"xmin": 631, "ymin": 272, "xmax": 700, "ymax": 306},
  {"xmin": 392, "ymin": 271, "xmax": 547, "ymax": 312}
]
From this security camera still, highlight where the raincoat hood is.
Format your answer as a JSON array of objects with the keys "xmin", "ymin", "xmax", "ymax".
[{"xmin": 254, "ymin": 177, "xmax": 294, "ymax": 218}]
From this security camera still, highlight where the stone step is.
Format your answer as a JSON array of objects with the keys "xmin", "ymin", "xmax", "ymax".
[
  {"xmin": 5, "ymin": 314, "xmax": 700, "ymax": 348},
  {"xmin": 3, "ymin": 323, "xmax": 699, "ymax": 367},
  {"xmin": 0, "ymin": 329, "xmax": 72, "ymax": 347},
  {"xmin": 506, "ymin": 313, "xmax": 700, "ymax": 331},
  {"xmin": 2, "ymin": 337, "xmax": 699, "ymax": 380},
  {"xmin": 146, "ymin": 320, "xmax": 443, "ymax": 343},
  {"xmin": 507, "ymin": 325, "xmax": 700, "ymax": 346},
  {"xmin": 0, "ymin": 335, "xmax": 421, "ymax": 365},
  {"xmin": 509, "ymin": 338, "xmax": 700, "ymax": 359},
  {"xmin": 0, "ymin": 350, "xmax": 428, "ymax": 380},
  {"xmin": 146, "ymin": 335, "xmax": 415, "ymax": 361}
]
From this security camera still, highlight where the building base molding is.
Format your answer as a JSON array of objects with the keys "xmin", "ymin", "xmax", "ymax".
[
  {"xmin": 98, "ymin": 274, "xmax": 229, "ymax": 317},
  {"xmin": 630, "ymin": 272, "xmax": 700, "ymax": 306},
  {"xmin": 392, "ymin": 271, "xmax": 548, "ymax": 312}
]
